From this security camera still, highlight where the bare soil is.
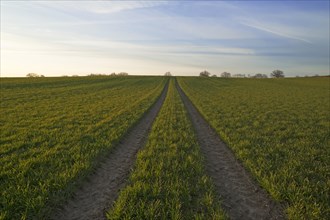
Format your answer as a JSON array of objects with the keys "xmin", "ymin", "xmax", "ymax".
[
  {"xmin": 51, "ymin": 83, "xmax": 168, "ymax": 220},
  {"xmin": 176, "ymin": 82, "xmax": 285, "ymax": 220}
]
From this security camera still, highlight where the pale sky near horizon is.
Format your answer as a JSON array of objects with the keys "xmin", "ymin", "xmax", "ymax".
[{"xmin": 1, "ymin": 0, "xmax": 329, "ymax": 77}]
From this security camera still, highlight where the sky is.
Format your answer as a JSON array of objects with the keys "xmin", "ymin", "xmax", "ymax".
[{"xmin": 1, "ymin": 0, "xmax": 329, "ymax": 77}]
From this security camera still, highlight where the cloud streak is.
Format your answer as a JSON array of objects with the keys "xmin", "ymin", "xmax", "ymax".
[
  {"xmin": 36, "ymin": 1, "xmax": 168, "ymax": 14},
  {"xmin": 240, "ymin": 22, "xmax": 312, "ymax": 44}
]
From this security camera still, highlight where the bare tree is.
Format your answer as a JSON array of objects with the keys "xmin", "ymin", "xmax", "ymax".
[
  {"xmin": 221, "ymin": 72, "xmax": 231, "ymax": 78},
  {"xmin": 164, "ymin": 72, "xmax": 172, "ymax": 76},
  {"xmin": 270, "ymin": 70, "xmax": 284, "ymax": 78},
  {"xmin": 200, "ymin": 70, "xmax": 211, "ymax": 77},
  {"xmin": 211, "ymin": 74, "xmax": 217, "ymax": 77}
]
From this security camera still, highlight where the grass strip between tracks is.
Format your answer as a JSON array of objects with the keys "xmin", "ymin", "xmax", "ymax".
[{"xmin": 107, "ymin": 78, "xmax": 226, "ymax": 219}]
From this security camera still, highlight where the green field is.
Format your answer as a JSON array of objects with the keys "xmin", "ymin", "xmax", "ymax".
[
  {"xmin": 108, "ymin": 79, "xmax": 225, "ymax": 219},
  {"xmin": 0, "ymin": 76, "xmax": 166, "ymax": 219},
  {"xmin": 178, "ymin": 77, "xmax": 330, "ymax": 219},
  {"xmin": 0, "ymin": 76, "xmax": 329, "ymax": 219}
]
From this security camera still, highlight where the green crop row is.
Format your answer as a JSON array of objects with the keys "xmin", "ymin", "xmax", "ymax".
[
  {"xmin": 107, "ymin": 79, "xmax": 226, "ymax": 219},
  {"xmin": 177, "ymin": 77, "xmax": 330, "ymax": 220},
  {"xmin": 0, "ymin": 76, "xmax": 167, "ymax": 220}
]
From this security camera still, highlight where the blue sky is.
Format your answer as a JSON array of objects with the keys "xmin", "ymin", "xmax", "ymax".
[{"xmin": 1, "ymin": 1, "xmax": 329, "ymax": 77}]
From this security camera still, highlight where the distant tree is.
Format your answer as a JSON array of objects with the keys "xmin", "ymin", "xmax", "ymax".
[
  {"xmin": 200, "ymin": 70, "xmax": 211, "ymax": 77},
  {"xmin": 221, "ymin": 72, "xmax": 231, "ymax": 78},
  {"xmin": 40, "ymin": 75, "xmax": 45, "ymax": 77},
  {"xmin": 26, "ymin": 73, "xmax": 40, "ymax": 77},
  {"xmin": 164, "ymin": 72, "xmax": 172, "ymax": 76},
  {"xmin": 110, "ymin": 72, "xmax": 116, "ymax": 76},
  {"xmin": 270, "ymin": 70, "xmax": 284, "ymax": 78},
  {"xmin": 211, "ymin": 74, "xmax": 217, "ymax": 77}
]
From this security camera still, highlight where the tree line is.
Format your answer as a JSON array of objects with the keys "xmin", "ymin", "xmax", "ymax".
[{"xmin": 199, "ymin": 70, "xmax": 285, "ymax": 78}]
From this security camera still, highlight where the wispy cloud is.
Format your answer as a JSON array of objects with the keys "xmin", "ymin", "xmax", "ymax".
[
  {"xmin": 36, "ymin": 1, "xmax": 168, "ymax": 14},
  {"xmin": 240, "ymin": 21, "xmax": 312, "ymax": 44}
]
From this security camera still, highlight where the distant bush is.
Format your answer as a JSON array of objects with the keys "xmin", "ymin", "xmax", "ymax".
[
  {"xmin": 221, "ymin": 72, "xmax": 231, "ymax": 78},
  {"xmin": 117, "ymin": 72, "xmax": 129, "ymax": 76},
  {"xmin": 26, "ymin": 73, "xmax": 41, "ymax": 77},
  {"xmin": 88, "ymin": 73, "xmax": 107, "ymax": 76},
  {"xmin": 232, "ymin": 74, "xmax": 246, "ymax": 78},
  {"xmin": 199, "ymin": 70, "xmax": 211, "ymax": 77},
  {"xmin": 252, "ymin": 73, "xmax": 268, "ymax": 78}
]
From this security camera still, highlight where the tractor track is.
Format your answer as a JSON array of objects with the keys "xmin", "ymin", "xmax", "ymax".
[
  {"xmin": 176, "ymin": 81, "xmax": 285, "ymax": 220},
  {"xmin": 51, "ymin": 82, "xmax": 168, "ymax": 220}
]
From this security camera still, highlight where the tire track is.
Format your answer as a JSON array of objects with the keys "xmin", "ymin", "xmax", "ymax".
[
  {"xmin": 52, "ymin": 82, "xmax": 169, "ymax": 220},
  {"xmin": 176, "ymin": 81, "xmax": 285, "ymax": 220}
]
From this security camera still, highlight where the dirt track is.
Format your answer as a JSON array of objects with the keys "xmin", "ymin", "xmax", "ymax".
[
  {"xmin": 52, "ymin": 83, "xmax": 168, "ymax": 220},
  {"xmin": 176, "ymin": 81, "xmax": 285, "ymax": 220}
]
